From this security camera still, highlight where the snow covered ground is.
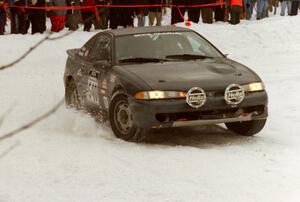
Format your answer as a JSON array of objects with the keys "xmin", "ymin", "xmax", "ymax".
[{"xmin": 0, "ymin": 15, "xmax": 300, "ymax": 202}]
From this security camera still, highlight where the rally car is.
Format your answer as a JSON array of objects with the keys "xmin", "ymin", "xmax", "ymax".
[{"xmin": 64, "ymin": 26, "xmax": 268, "ymax": 142}]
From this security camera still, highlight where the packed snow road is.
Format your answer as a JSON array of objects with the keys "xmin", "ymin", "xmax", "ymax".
[{"xmin": 0, "ymin": 16, "xmax": 300, "ymax": 202}]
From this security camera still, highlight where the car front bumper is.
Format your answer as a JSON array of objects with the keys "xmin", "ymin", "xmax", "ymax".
[{"xmin": 129, "ymin": 91, "xmax": 268, "ymax": 129}]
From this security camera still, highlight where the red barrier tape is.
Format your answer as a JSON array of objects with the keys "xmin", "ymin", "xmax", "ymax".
[
  {"xmin": 6, "ymin": 2, "xmax": 226, "ymax": 22},
  {"xmin": 0, "ymin": 2, "xmax": 8, "ymax": 11},
  {"xmin": 7, "ymin": 2, "xmax": 225, "ymax": 11}
]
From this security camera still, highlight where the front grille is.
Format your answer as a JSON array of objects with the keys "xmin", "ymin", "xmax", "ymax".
[
  {"xmin": 156, "ymin": 105, "xmax": 265, "ymax": 123},
  {"xmin": 206, "ymin": 90, "xmax": 224, "ymax": 97}
]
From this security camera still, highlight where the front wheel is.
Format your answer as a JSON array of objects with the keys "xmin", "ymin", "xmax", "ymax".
[
  {"xmin": 109, "ymin": 94, "xmax": 147, "ymax": 142},
  {"xmin": 225, "ymin": 119, "xmax": 267, "ymax": 136}
]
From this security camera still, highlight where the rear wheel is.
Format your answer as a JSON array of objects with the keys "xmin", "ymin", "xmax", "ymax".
[
  {"xmin": 65, "ymin": 79, "xmax": 81, "ymax": 110},
  {"xmin": 109, "ymin": 94, "xmax": 146, "ymax": 142},
  {"xmin": 225, "ymin": 119, "xmax": 267, "ymax": 136}
]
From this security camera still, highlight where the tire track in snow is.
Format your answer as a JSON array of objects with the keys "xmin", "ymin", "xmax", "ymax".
[
  {"xmin": 0, "ymin": 99, "xmax": 64, "ymax": 142},
  {"xmin": 0, "ymin": 141, "xmax": 20, "ymax": 160},
  {"xmin": 0, "ymin": 103, "xmax": 16, "ymax": 127},
  {"xmin": 0, "ymin": 31, "xmax": 74, "ymax": 71}
]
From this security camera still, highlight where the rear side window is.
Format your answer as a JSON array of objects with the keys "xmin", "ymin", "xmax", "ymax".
[{"xmin": 88, "ymin": 35, "xmax": 111, "ymax": 62}]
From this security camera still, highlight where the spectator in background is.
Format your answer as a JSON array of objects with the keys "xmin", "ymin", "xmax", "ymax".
[
  {"xmin": 256, "ymin": 0, "xmax": 268, "ymax": 19},
  {"xmin": 9, "ymin": 0, "xmax": 28, "ymax": 34},
  {"xmin": 188, "ymin": 0, "xmax": 201, "ymax": 23},
  {"xmin": 245, "ymin": 0, "xmax": 255, "ymax": 19},
  {"xmin": 171, "ymin": 0, "xmax": 187, "ymax": 24},
  {"xmin": 134, "ymin": 0, "xmax": 148, "ymax": 27},
  {"xmin": 47, "ymin": 0, "xmax": 67, "ymax": 32},
  {"xmin": 80, "ymin": 0, "xmax": 96, "ymax": 31},
  {"xmin": 123, "ymin": 0, "xmax": 135, "ymax": 27},
  {"xmin": 268, "ymin": 0, "xmax": 278, "ymax": 15},
  {"xmin": 93, "ymin": 0, "xmax": 109, "ymax": 30},
  {"xmin": 229, "ymin": 0, "xmax": 243, "ymax": 24},
  {"xmin": 201, "ymin": 0, "xmax": 215, "ymax": 23},
  {"xmin": 110, "ymin": 0, "xmax": 134, "ymax": 29},
  {"xmin": 0, "ymin": 0, "xmax": 6, "ymax": 34},
  {"xmin": 109, "ymin": 0, "xmax": 121, "ymax": 29},
  {"xmin": 29, "ymin": 0, "xmax": 46, "ymax": 34},
  {"xmin": 290, "ymin": 0, "xmax": 299, "ymax": 15},
  {"xmin": 280, "ymin": 0, "xmax": 292, "ymax": 15},
  {"xmin": 66, "ymin": 0, "xmax": 81, "ymax": 31},
  {"xmin": 215, "ymin": 0, "xmax": 226, "ymax": 22},
  {"xmin": 148, "ymin": 0, "xmax": 165, "ymax": 26}
]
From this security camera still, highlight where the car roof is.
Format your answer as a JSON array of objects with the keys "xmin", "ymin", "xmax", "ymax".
[{"xmin": 102, "ymin": 26, "xmax": 193, "ymax": 37}]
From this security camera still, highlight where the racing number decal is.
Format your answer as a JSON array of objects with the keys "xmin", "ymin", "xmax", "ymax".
[{"xmin": 87, "ymin": 78, "xmax": 99, "ymax": 104}]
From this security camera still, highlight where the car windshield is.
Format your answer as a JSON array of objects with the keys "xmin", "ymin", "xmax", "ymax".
[{"xmin": 115, "ymin": 31, "xmax": 223, "ymax": 64}]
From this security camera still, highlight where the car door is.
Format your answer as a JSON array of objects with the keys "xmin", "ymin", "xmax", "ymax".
[{"xmin": 80, "ymin": 34, "xmax": 112, "ymax": 109}]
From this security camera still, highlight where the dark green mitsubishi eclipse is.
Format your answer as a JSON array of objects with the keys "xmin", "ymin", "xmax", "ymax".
[{"xmin": 64, "ymin": 26, "xmax": 268, "ymax": 142}]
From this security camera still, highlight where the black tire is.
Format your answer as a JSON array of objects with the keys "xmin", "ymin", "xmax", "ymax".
[
  {"xmin": 225, "ymin": 119, "xmax": 267, "ymax": 136},
  {"xmin": 65, "ymin": 79, "xmax": 81, "ymax": 110},
  {"xmin": 109, "ymin": 94, "xmax": 147, "ymax": 142}
]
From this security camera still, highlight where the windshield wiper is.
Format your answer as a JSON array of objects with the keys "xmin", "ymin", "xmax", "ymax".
[
  {"xmin": 119, "ymin": 57, "xmax": 168, "ymax": 64},
  {"xmin": 165, "ymin": 54, "xmax": 213, "ymax": 60}
]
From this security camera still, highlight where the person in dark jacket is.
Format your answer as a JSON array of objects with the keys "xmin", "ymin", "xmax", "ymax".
[
  {"xmin": 171, "ymin": 0, "xmax": 187, "ymax": 24},
  {"xmin": 110, "ymin": 0, "xmax": 134, "ymax": 29},
  {"xmin": 28, "ymin": 0, "xmax": 46, "ymax": 34},
  {"xmin": 66, "ymin": 0, "xmax": 81, "ymax": 31},
  {"xmin": 215, "ymin": 0, "xmax": 226, "ymax": 21},
  {"xmin": 187, "ymin": 0, "xmax": 201, "ymax": 23},
  {"xmin": 109, "ymin": 0, "xmax": 120, "ymax": 29},
  {"xmin": 201, "ymin": 0, "xmax": 215, "ymax": 23},
  {"xmin": 47, "ymin": 0, "xmax": 67, "ymax": 32},
  {"xmin": 122, "ymin": 0, "xmax": 134, "ymax": 27},
  {"xmin": 80, "ymin": 0, "xmax": 96, "ymax": 31},
  {"xmin": 9, "ymin": 0, "xmax": 29, "ymax": 34},
  {"xmin": 0, "ymin": 0, "xmax": 6, "ymax": 34},
  {"xmin": 244, "ymin": 0, "xmax": 255, "ymax": 19},
  {"xmin": 290, "ymin": 0, "xmax": 299, "ymax": 15},
  {"xmin": 134, "ymin": 0, "xmax": 148, "ymax": 27},
  {"xmin": 93, "ymin": 0, "xmax": 109, "ymax": 30},
  {"xmin": 81, "ymin": 0, "xmax": 109, "ymax": 31},
  {"xmin": 148, "ymin": 0, "xmax": 165, "ymax": 26}
]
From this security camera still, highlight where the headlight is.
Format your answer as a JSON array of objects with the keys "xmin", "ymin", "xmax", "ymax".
[
  {"xmin": 242, "ymin": 82, "xmax": 265, "ymax": 92},
  {"xmin": 134, "ymin": 91, "xmax": 186, "ymax": 100}
]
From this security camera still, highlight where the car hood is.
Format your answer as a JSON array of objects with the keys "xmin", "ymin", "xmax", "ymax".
[{"xmin": 120, "ymin": 58, "xmax": 261, "ymax": 91}]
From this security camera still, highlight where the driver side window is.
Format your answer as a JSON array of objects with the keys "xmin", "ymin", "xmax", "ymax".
[{"xmin": 88, "ymin": 35, "xmax": 111, "ymax": 63}]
